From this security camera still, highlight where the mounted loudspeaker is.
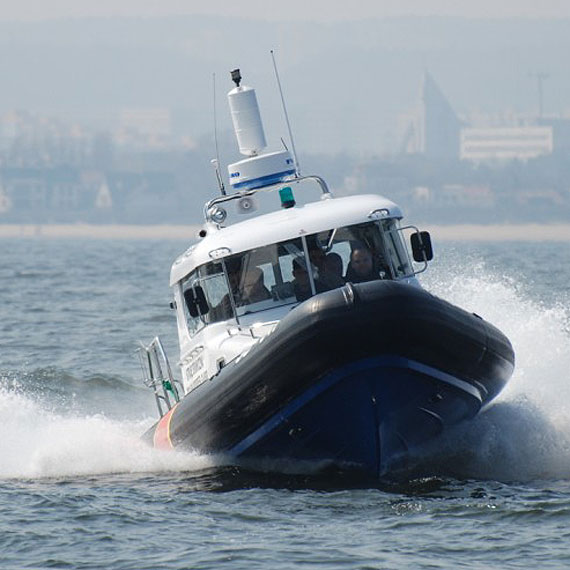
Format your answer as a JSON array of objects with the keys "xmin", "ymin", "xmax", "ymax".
[{"xmin": 236, "ymin": 196, "xmax": 257, "ymax": 214}]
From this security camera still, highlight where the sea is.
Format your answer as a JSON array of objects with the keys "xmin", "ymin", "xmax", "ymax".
[{"xmin": 1, "ymin": 235, "xmax": 569, "ymax": 569}]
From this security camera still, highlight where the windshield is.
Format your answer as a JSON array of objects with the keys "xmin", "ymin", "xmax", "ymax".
[{"xmin": 181, "ymin": 219, "xmax": 412, "ymax": 333}]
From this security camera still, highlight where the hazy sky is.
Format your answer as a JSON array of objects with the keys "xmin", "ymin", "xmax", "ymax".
[{"xmin": 3, "ymin": 0, "xmax": 570, "ymax": 21}]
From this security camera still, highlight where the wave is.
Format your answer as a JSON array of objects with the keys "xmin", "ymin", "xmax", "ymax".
[
  {"xmin": 415, "ymin": 252, "xmax": 570, "ymax": 482},
  {"xmin": 0, "ymin": 384, "xmax": 216, "ymax": 480}
]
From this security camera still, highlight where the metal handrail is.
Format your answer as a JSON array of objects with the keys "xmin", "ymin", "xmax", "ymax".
[
  {"xmin": 138, "ymin": 336, "xmax": 182, "ymax": 418},
  {"xmin": 203, "ymin": 174, "xmax": 332, "ymax": 224}
]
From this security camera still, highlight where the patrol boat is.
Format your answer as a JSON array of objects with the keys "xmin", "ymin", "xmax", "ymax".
[{"xmin": 140, "ymin": 69, "xmax": 514, "ymax": 478}]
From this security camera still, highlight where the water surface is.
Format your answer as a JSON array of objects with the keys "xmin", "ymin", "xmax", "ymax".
[{"xmin": 1, "ymin": 237, "xmax": 569, "ymax": 569}]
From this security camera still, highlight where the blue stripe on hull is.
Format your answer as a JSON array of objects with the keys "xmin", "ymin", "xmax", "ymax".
[{"xmin": 229, "ymin": 356, "xmax": 483, "ymax": 477}]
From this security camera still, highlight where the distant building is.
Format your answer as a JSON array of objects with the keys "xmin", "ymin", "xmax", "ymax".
[
  {"xmin": 419, "ymin": 72, "xmax": 463, "ymax": 159},
  {"xmin": 400, "ymin": 73, "xmax": 570, "ymax": 162},
  {"xmin": 399, "ymin": 72, "xmax": 462, "ymax": 159},
  {"xmin": 538, "ymin": 117, "xmax": 570, "ymax": 155},
  {"xmin": 460, "ymin": 127, "xmax": 553, "ymax": 162}
]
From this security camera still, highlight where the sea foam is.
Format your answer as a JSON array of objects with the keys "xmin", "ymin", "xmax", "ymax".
[
  {"xmin": 418, "ymin": 255, "xmax": 570, "ymax": 481},
  {"xmin": 0, "ymin": 381, "xmax": 213, "ymax": 479}
]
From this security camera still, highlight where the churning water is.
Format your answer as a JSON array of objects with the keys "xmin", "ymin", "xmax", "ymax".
[{"xmin": 1, "ymin": 236, "xmax": 569, "ymax": 569}]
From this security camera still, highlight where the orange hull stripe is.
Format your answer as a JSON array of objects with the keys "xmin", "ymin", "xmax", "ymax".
[{"xmin": 153, "ymin": 404, "xmax": 178, "ymax": 449}]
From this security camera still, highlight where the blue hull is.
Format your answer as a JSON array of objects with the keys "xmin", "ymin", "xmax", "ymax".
[{"xmin": 231, "ymin": 356, "xmax": 482, "ymax": 477}]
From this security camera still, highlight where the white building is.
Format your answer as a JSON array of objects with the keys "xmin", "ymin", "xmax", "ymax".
[{"xmin": 460, "ymin": 126, "xmax": 553, "ymax": 162}]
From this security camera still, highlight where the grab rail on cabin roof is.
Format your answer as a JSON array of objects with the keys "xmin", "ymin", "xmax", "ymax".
[
  {"xmin": 138, "ymin": 336, "xmax": 183, "ymax": 418},
  {"xmin": 203, "ymin": 174, "xmax": 332, "ymax": 224}
]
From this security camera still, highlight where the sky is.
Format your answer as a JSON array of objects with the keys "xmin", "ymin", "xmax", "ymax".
[
  {"xmin": 1, "ymin": 1, "xmax": 568, "ymax": 155},
  {"xmin": 3, "ymin": 0, "xmax": 570, "ymax": 21}
]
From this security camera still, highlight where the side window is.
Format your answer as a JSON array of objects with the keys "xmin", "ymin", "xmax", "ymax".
[
  {"xmin": 182, "ymin": 262, "xmax": 234, "ymax": 331},
  {"xmin": 181, "ymin": 271, "xmax": 203, "ymax": 334}
]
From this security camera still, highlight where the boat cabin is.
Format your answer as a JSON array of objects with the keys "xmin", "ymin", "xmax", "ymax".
[
  {"xmin": 183, "ymin": 211, "xmax": 413, "ymax": 330},
  {"xmin": 168, "ymin": 179, "xmax": 432, "ymax": 394}
]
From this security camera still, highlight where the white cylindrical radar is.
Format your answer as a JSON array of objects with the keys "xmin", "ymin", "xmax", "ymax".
[{"xmin": 228, "ymin": 85, "xmax": 267, "ymax": 156}]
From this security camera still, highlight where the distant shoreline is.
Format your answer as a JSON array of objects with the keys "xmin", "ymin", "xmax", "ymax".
[
  {"xmin": 0, "ymin": 224, "xmax": 202, "ymax": 240},
  {"xmin": 425, "ymin": 223, "xmax": 570, "ymax": 242},
  {"xmin": 0, "ymin": 223, "xmax": 569, "ymax": 241}
]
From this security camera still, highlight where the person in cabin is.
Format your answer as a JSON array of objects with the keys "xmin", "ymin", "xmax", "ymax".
[
  {"xmin": 345, "ymin": 244, "xmax": 379, "ymax": 283},
  {"xmin": 307, "ymin": 244, "xmax": 344, "ymax": 291},
  {"xmin": 323, "ymin": 252, "xmax": 345, "ymax": 288},
  {"xmin": 292, "ymin": 257, "xmax": 327, "ymax": 301},
  {"xmin": 239, "ymin": 267, "xmax": 271, "ymax": 305},
  {"xmin": 292, "ymin": 257, "xmax": 312, "ymax": 301}
]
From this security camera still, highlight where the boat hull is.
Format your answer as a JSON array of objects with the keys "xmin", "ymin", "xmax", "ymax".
[{"xmin": 145, "ymin": 281, "xmax": 514, "ymax": 478}]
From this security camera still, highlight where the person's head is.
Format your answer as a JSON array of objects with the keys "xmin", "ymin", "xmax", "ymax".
[
  {"xmin": 292, "ymin": 257, "xmax": 309, "ymax": 285},
  {"xmin": 350, "ymin": 247, "xmax": 373, "ymax": 278},
  {"xmin": 308, "ymin": 246, "xmax": 326, "ymax": 271},
  {"xmin": 325, "ymin": 252, "xmax": 343, "ymax": 277}
]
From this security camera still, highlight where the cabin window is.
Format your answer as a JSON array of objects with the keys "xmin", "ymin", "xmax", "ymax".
[
  {"xmin": 181, "ymin": 218, "xmax": 413, "ymax": 333},
  {"xmin": 380, "ymin": 219, "xmax": 413, "ymax": 278},
  {"xmin": 312, "ymin": 221, "xmax": 393, "ymax": 284},
  {"xmin": 181, "ymin": 262, "xmax": 233, "ymax": 332}
]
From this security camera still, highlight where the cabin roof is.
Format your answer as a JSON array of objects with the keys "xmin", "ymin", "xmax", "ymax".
[{"xmin": 170, "ymin": 193, "xmax": 402, "ymax": 285}]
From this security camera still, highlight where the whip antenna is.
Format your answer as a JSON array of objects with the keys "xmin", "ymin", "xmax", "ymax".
[
  {"xmin": 271, "ymin": 50, "xmax": 300, "ymax": 177},
  {"xmin": 212, "ymin": 72, "xmax": 226, "ymax": 195}
]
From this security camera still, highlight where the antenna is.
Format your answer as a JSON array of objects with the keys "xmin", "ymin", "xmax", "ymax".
[
  {"xmin": 270, "ymin": 50, "xmax": 300, "ymax": 177},
  {"xmin": 212, "ymin": 72, "xmax": 226, "ymax": 195}
]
